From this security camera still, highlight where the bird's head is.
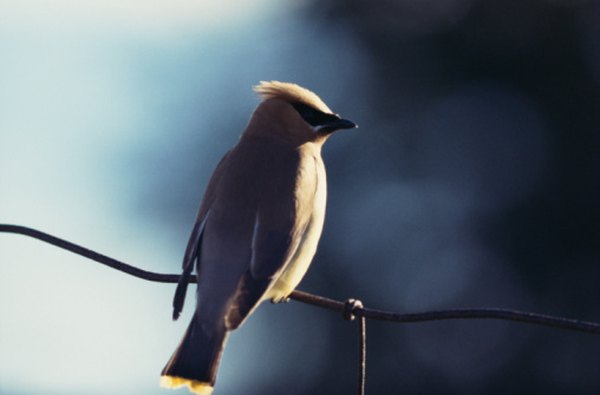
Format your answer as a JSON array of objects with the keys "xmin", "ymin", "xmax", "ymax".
[{"xmin": 247, "ymin": 81, "xmax": 357, "ymax": 145}]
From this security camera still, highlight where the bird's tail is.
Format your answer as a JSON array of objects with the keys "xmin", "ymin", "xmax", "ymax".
[{"xmin": 160, "ymin": 314, "xmax": 228, "ymax": 395}]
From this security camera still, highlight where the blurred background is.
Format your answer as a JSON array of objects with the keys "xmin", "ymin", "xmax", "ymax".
[{"xmin": 1, "ymin": 0, "xmax": 599, "ymax": 393}]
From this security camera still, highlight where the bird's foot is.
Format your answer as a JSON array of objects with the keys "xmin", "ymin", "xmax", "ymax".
[{"xmin": 270, "ymin": 295, "xmax": 291, "ymax": 304}]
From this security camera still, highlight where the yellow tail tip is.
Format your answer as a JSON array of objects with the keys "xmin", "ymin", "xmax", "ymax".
[{"xmin": 160, "ymin": 375, "xmax": 214, "ymax": 395}]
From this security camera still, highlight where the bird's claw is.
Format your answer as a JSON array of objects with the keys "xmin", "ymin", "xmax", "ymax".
[{"xmin": 270, "ymin": 296, "xmax": 291, "ymax": 304}]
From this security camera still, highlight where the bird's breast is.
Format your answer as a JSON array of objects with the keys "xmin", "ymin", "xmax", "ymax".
[{"xmin": 267, "ymin": 145, "xmax": 327, "ymax": 301}]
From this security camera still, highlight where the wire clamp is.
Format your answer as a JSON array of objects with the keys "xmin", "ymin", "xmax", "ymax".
[{"xmin": 344, "ymin": 298, "xmax": 364, "ymax": 321}]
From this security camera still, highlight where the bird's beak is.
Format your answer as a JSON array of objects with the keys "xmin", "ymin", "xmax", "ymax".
[
  {"xmin": 317, "ymin": 118, "xmax": 358, "ymax": 135},
  {"xmin": 331, "ymin": 118, "xmax": 358, "ymax": 130}
]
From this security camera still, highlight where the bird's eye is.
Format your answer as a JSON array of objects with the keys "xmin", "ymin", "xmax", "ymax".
[{"xmin": 292, "ymin": 102, "xmax": 340, "ymax": 127}]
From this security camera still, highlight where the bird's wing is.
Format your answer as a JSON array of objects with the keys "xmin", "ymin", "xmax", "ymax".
[
  {"xmin": 249, "ymin": 210, "xmax": 309, "ymax": 279},
  {"xmin": 171, "ymin": 213, "xmax": 207, "ymax": 320},
  {"xmin": 223, "ymin": 215, "xmax": 311, "ymax": 330},
  {"xmin": 224, "ymin": 148, "xmax": 317, "ymax": 329},
  {"xmin": 172, "ymin": 151, "xmax": 231, "ymax": 320}
]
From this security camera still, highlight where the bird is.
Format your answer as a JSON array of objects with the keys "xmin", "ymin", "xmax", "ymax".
[{"xmin": 160, "ymin": 81, "xmax": 357, "ymax": 395}]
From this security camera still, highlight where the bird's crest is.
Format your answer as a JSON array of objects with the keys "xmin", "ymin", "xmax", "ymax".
[{"xmin": 253, "ymin": 81, "xmax": 332, "ymax": 114}]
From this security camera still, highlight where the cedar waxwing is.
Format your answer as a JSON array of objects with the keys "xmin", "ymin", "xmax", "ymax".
[{"xmin": 160, "ymin": 81, "xmax": 357, "ymax": 395}]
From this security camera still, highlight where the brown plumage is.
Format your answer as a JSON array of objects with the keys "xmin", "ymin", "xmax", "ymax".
[{"xmin": 160, "ymin": 81, "xmax": 356, "ymax": 395}]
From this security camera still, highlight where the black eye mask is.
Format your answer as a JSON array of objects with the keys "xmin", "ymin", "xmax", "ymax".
[{"xmin": 292, "ymin": 102, "xmax": 341, "ymax": 127}]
